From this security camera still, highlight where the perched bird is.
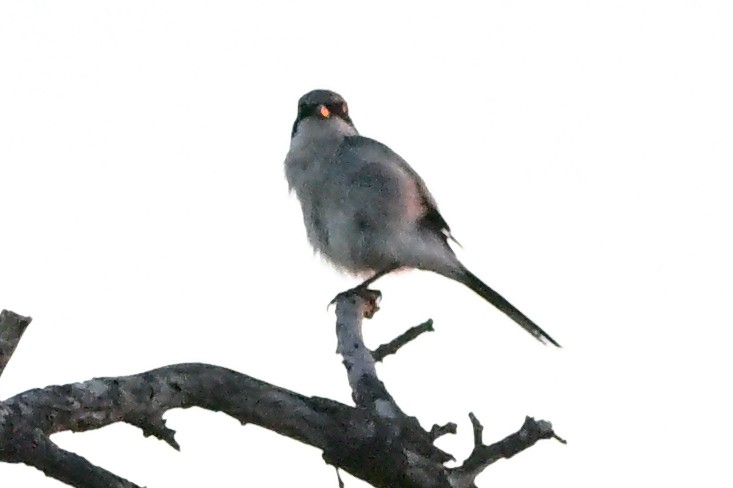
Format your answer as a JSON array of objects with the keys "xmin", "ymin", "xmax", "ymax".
[{"xmin": 284, "ymin": 89, "xmax": 560, "ymax": 347}]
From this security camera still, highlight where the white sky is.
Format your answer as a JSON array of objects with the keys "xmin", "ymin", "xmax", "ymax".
[{"xmin": 1, "ymin": 1, "xmax": 732, "ymax": 487}]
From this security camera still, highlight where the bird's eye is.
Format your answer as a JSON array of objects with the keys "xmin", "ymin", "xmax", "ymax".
[
  {"xmin": 342, "ymin": 103, "xmax": 348, "ymax": 114},
  {"xmin": 319, "ymin": 105, "xmax": 331, "ymax": 118}
]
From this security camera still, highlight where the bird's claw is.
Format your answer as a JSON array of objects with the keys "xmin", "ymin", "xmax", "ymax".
[{"xmin": 329, "ymin": 287, "xmax": 382, "ymax": 319}]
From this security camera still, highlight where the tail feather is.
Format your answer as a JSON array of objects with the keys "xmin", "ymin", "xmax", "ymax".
[{"xmin": 457, "ymin": 268, "xmax": 561, "ymax": 347}]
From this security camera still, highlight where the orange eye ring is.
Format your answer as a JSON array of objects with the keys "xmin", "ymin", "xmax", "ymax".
[{"xmin": 319, "ymin": 105, "xmax": 331, "ymax": 118}]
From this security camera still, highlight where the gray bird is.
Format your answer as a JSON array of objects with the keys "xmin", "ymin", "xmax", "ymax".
[{"xmin": 284, "ymin": 89, "xmax": 560, "ymax": 347}]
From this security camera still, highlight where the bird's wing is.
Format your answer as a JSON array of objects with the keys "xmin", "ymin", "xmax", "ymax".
[{"xmin": 338, "ymin": 136, "xmax": 458, "ymax": 246}]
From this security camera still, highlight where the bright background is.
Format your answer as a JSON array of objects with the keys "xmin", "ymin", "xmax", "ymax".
[{"xmin": 1, "ymin": 1, "xmax": 732, "ymax": 487}]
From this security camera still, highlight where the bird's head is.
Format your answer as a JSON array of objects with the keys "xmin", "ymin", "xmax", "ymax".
[{"xmin": 291, "ymin": 89, "xmax": 356, "ymax": 138}]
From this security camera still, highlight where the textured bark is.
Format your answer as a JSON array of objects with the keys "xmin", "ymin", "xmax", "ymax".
[
  {"xmin": 0, "ymin": 297, "xmax": 563, "ymax": 488},
  {"xmin": 372, "ymin": 319, "xmax": 434, "ymax": 363},
  {"xmin": 0, "ymin": 310, "xmax": 31, "ymax": 378}
]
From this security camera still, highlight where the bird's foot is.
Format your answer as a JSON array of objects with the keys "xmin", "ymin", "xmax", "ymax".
[{"xmin": 329, "ymin": 286, "xmax": 382, "ymax": 319}]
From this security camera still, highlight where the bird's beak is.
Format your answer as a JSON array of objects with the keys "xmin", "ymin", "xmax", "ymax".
[{"xmin": 319, "ymin": 105, "xmax": 331, "ymax": 118}]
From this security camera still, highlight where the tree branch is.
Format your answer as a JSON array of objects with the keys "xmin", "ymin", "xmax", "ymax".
[
  {"xmin": 0, "ymin": 309, "xmax": 32, "ymax": 379},
  {"xmin": 0, "ymin": 362, "xmax": 355, "ymax": 485},
  {"xmin": 334, "ymin": 289, "xmax": 403, "ymax": 416},
  {"xmin": 448, "ymin": 415, "xmax": 565, "ymax": 488},
  {"xmin": 2, "ymin": 364, "xmax": 347, "ymax": 449},
  {"xmin": 1, "ymin": 295, "xmax": 563, "ymax": 488},
  {"xmin": 333, "ymin": 289, "xmax": 453, "ymax": 466},
  {"xmin": 0, "ymin": 421, "xmax": 141, "ymax": 488},
  {"xmin": 429, "ymin": 422, "xmax": 457, "ymax": 441},
  {"xmin": 372, "ymin": 319, "xmax": 434, "ymax": 362}
]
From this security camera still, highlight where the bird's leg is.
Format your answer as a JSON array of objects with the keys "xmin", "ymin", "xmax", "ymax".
[
  {"xmin": 329, "ymin": 266, "xmax": 400, "ymax": 308},
  {"xmin": 354, "ymin": 266, "xmax": 399, "ymax": 290}
]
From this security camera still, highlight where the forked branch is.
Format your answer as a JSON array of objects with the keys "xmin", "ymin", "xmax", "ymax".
[{"xmin": 0, "ymin": 297, "xmax": 562, "ymax": 488}]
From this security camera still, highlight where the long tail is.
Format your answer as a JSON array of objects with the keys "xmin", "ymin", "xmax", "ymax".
[{"xmin": 456, "ymin": 267, "xmax": 561, "ymax": 347}]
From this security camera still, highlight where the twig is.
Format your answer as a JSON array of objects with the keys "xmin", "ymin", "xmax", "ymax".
[
  {"xmin": 372, "ymin": 319, "xmax": 434, "ymax": 362},
  {"xmin": 448, "ymin": 416, "xmax": 564, "ymax": 488},
  {"xmin": 468, "ymin": 412, "xmax": 483, "ymax": 446},
  {"xmin": 429, "ymin": 422, "xmax": 457, "ymax": 441}
]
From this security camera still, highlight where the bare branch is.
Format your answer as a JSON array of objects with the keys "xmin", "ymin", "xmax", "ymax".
[
  {"xmin": 1, "ymin": 299, "xmax": 563, "ymax": 488},
  {"xmin": 0, "ymin": 359, "xmax": 453, "ymax": 487},
  {"xmin": 333, "ymin": 288, "xmax": 393, "ymax": 410},
  {"xmin": 372, "ymin": 319, "xmax": 434, "ymax": 362},
  {"xmin": 123, "ymin": 412, "xmax": 180, "ymax": 451},
  {"xmin": 0, "ymin": 414, "xmax": 141, "ymax": 488},
  {"xmin": 448, "ymin": 416, "xmax": 564, "ymax": 488},
  {"xmin": 0, "ymin": 309, "xmax": 32, "ymax": 379},
  {"xmin": 2, "ymin": 364, "xmax": 345, "ymax": 450},
  {"xmin": 468, "ymin": 412, "xmax": 483, "ymax": 446},
  {"xmin": 332, "ymin": 290, "xmax": 455, "ymax": 468},
  {"xmin": 0, "ymin": 363, "xmax": 354, "ymax": 486},
  {"xmin": 429, "ymin": 422, "xmax": 457, "ymax": 441}
]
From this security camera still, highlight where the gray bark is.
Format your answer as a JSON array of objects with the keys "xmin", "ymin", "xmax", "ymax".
[
  {"xmin": 0, "ymin": 294, "xmax": 563, "ymax": 488},
  {"xmin": 0, "ymin": 310, "xmax": 31, "ymax": 378}
]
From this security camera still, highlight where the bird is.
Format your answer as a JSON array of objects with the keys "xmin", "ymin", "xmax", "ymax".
[{"xmin": 284, "ymin": 89, "xmax": 560, "ymax": 347}]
